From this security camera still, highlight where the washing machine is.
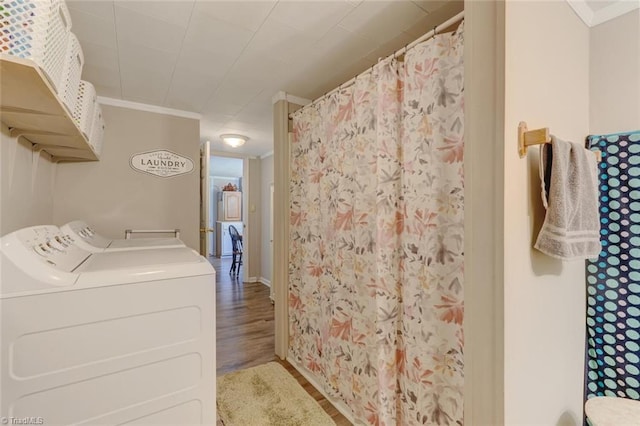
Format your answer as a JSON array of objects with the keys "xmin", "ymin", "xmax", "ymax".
[
  {"xmin": 0, "ymin": 225, "xmax": 216, "ymax": 425},
  {"xmin": 61, "ymin": 220, "xmax": 186, "ymax": 252}
]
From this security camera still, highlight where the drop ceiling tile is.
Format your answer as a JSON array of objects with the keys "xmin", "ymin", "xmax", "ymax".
[
  {"xmin": 164, "ymin": 66, "xmax": 223, "ymax": 112},
  {"xmin": 219, "ymin": 121, "xmax": 261, "ymax": 135},
  {"xmin": 331, "ymin": 57, "xmax": 375, "ymax": 85},
  {"xmin": 279, "ymin": 64, "xmax": 336, "ymax": 100},
  {"xmin": 120, "ymin": 71, "xmax": 172, "ymax": 105},
  {"xmin": 338, "ymin": 0, "xmax": 427, "ymax": 44},
  {"xmin": 172, "ymin": 63, "xmax": 224, "ymax": 88},
  {"xmin": 119, "ymin": 43, "xmax": 176, "ymax": 104},
  {"xmin": 201, "ymin": 100, "xmax": 245, "ymax": 119},
  {"xmin": 228, "ymin": 51, "xmax": 290, "ymax": 87},
  {"xmin": 404, "ymin": 1, "xmax": 463, "ymax": 39},
  {"xmin": 229, "ymin": 109, "xmax": 264, "ymax": 131},
  {"xmin": 238, "ymin": 118, "xmax": 273, "ymax": 135},
  {"xmin": 268, "ymin": 0, "xmax": 354, "ymax": 40},
  {"xmin": 115, "ymin": 5, "xmax": 187, "ymax": 53},
  {"xmin": 365, "ymin": 31, "xmax": 416, "ymax": 63},
  {"xmin": 164, "ymin": 86, "xmax": 210, "ymax": 113},
  {"xmin": 81, "ymin": 64, "xmax": 121, "ymax": 89},
  {"xmin": 201, "ymin": 117, "xmax": 235, "ymax": 139},
  {"xmin": 275, "ymin": 58, "xmax": 328, "ymax": 100},
  {"xmin": 174, "ymin": 47, "xmax": 233, "ymax": 84},
  {"xmin": 280, "ymin": 82, "xmax": 321, "ymax": 101},
  {"xmin": 288, "ymin": 56, "xmax": 374, "ymax": 101},
  {"xmin": 203, "ymin": 115, "xmax": 234, "ymax": 127},
  {"xmin": 239, "ymin": 91, "xmax": 281, "ymax": 120},
  {"xmin": 193, "ymin": 1, "xmax": 276, "ymax": 32},
  {"xmin": 80, "ymin": 42, "xmax": 119, "ymax": 71},
  {"xmin": 411, "ymin": 0, "xmax": 455, "ymax": 14},
  {"xmin": 217, "ymin": 121, "xmax": 257, "ymax": 134},
  {"xmin": 244, "ymin": 19, "xmax": 317, "ymax": 66},
  {"xmin": 116, "ymin": 1, "xmax": 195, "ymax": 28},
  {"xmin": 119, "ymin": 60, "xmax": 173, "ymax": 89},
  {"xmin": 67, "ymin": 8, "xmax": 117, "ymax": 49},
  {"xmin": 93, "ymin": 83, "xmax": 121, "ymax": 99},
  {"xmin": 311, "ymin": 26, "xmax": 376, "ymax": 66},
  {"xmin": 233, "ymin": 111, "xmax": 273, "ymax": 132},
  {"xmin": 183, "ymin": 13, "xmax": 255, "ymax": 58},
  {"xmin": 118, "ymin": 41, "xmax": 179, "ymax": 73},
  {"xmin": 67, "ymin": 0, "xmax": 114, "ymax": 21},
  {"xmin": 211, "ymin": 80, "xmax": 265, "ymax": 109}
]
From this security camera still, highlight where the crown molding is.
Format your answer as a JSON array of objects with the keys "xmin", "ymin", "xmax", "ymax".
[
  {"xmin": 567, "ymin": 0, "xmax": 639, "ymax": 27},
  {"xmin": 97, "ymin": 96, "xmax": 202, "ymax": 120}
]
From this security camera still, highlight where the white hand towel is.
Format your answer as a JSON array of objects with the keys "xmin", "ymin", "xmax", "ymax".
[{"xmin": 534, "ymin": 136, "xmax": 601, "ymax": 260}]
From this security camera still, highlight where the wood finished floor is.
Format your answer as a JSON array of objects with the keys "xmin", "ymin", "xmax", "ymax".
[{"xmin": 209, "ymin": 256, "xmax": 351, "ymax": 425}]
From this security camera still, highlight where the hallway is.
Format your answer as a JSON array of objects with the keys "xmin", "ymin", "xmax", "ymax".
[
  {"xmin": 210, "ymin": 256, "xmax": 276, "ymax": 375},
  {"xmin": 209, "ymin": 256, "xmax": 350, "ymax": 425}
]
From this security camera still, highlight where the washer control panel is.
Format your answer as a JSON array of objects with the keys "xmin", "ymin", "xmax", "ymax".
[
  {"xmin": 12, "ymin": 226, "xmax": 90, "ymax": 272},
  {"xmin": 78, "ymin": 226, "xmax": 95, "ymax": 238},
  {"xmin": 63, "ymin": 220, "xmax": 111, "ymax": 249}
]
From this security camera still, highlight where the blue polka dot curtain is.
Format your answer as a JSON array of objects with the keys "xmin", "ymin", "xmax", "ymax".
[{"xmin": 585, "ymin": 131, "xmax": 640, "ymax": 411}]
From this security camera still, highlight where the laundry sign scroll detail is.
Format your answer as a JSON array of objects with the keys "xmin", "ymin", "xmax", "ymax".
[{"xmin": 130, "ymin": 150, "xmax": 194, "ymax": 178}]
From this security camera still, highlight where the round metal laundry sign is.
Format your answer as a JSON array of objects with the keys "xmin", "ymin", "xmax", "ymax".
[{"xmin": 130, "ymin": 150, "xmax": 194, "ymax": 178}]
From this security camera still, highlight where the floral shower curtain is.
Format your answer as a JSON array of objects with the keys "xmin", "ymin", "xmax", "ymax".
[{"xmin": 289, "ymin": 25, "xmax": 464, "ymax": 425}]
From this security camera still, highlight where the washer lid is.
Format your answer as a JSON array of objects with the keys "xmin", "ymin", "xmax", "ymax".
[
  {"xmin": 108, "ymin": 238, "xmax": 184, "ymax": 250},
  {"xmin": 74, "ymin": 248, "xmax": 215, "ymax": 286},
  {"xmin": 75, "ymin": 248, "xmax": 203, "ymax": 272}
]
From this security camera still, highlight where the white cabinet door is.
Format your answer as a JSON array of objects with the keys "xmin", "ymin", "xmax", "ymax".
[{"xmin": 218, "ymin": 192, "xmax": 242, "ymax": 221}]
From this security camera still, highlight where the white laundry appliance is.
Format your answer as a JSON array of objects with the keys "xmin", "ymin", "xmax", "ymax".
[
  {"xmin": 61, "ymin": 220, "xmax": 185, "ymax": 252},
  {"xmin": 0, "ymin": 225, "xmax": 216, "ymax": 425}
]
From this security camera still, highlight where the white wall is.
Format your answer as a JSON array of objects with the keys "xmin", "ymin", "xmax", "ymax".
[
  {"xmin": 53, "ymin": 105, "xmax": 200, "ymax": 250},
  {"xmin": 504, "ymin": 2, "xmax": 589, "ymax": 424},
  {"xmin": 590, "ymin": 9, "xmax": 640, "ymax": 134},
  {"xmin": 0, "ymin": 124, "xmax": 56, "ymax": 235},
  {"xmin": 260, "ymin": 154, "xmax": 274, "ymax": 283}
]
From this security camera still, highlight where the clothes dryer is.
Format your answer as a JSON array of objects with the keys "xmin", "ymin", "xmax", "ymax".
[
  {"xmin": 61, "ymin": 220, "xmax": 185, "ymax": 252},
  {"xmin": 0, "ymin": 225, "xmax": 215, "ymax": 425}
]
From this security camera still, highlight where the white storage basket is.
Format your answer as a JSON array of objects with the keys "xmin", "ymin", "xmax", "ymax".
[
  {"xmin": 73, "ymin": 80, "xmax": 95, "ymax": 138},
  {"xmin": 0, "ymin": 0, "xmax": 72, "ymax": 93},
  {"xmin": 88, "ymin": 101, "xmax": 105, "ymax": 156},
  {"xmin": 59, "ymin": 32, "xmax": 84, "ymax": 117}
]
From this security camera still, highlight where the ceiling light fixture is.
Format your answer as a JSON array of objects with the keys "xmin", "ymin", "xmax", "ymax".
[{"xmin": 220, "ymin": 134, "xmax": 248, "ymax": 148}]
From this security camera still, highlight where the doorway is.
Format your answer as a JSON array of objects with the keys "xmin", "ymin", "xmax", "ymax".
[
  {"xmin": 204, "ymin": 153, "xmax": 278, "ymax": 377},
  {"xmin": 210, "ymin": 155, "xmax": 243, "ymax": 259}
]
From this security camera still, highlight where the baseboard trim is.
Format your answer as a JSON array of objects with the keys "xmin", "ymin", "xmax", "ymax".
[
  {"xmin": 258, "ymin": 277, "xmax": 271, "ymax": 287},
  {"xmin": 286, "ymin": 357, "xmax": 356, "ymax": 424},
  {"xmin": 247, "ymin": 276, "xmax": 258, "ymax": 283}
]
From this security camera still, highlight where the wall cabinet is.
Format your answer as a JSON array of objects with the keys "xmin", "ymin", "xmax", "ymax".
[
  {"xmin": 216, "ymin": 221, "xmax": 243, "ymax": 257},
  {"xmin": 218, "ymin": 191, "xmax": 242, "ymax": 221}
]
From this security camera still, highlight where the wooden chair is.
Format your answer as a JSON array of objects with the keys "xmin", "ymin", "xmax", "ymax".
[{"xmin": 228, "ymin": 225, "xmax": 243, "ymax": 277}]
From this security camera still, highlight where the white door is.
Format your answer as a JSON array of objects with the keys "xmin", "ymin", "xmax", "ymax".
[{"xmin": 199, "ymin": 141, "xmax": 213, "ymax": 256}]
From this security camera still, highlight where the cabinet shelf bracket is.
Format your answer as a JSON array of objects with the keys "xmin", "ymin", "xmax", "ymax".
[{"xmin": 31, "ymin": 143, "xmax": 46, "ymax": 193}]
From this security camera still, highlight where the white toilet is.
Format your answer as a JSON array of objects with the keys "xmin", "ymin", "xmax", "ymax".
[{"xmin": 585, "ymin": 396, "xmax": 640, "ymax": 426}]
